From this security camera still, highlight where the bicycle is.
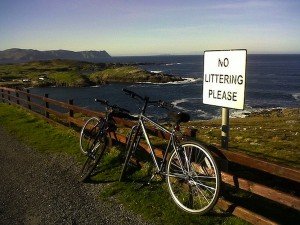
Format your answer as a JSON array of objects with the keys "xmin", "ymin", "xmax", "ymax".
[
  {"xmin": 79, "ymin": 98, "xmax": 133, "ymax": 182},
  {"xmin": 119, "ymin": 89, "xmax": 220, "ymax": 214}
]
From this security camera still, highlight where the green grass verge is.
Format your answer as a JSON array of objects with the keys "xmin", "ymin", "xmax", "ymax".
[
  {"xmin": 0, "ymin": 103, "xmax": 82, "ymax": 160},
  {"xmin": 0, "ymin": 103, "xmax": 247, "ymax": 225},
  {"xmin": 188, "ymin": 108, "xmax": 300, "ymax": 168}
]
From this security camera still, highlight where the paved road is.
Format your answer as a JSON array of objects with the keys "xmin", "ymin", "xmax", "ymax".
[{"xmin": 0, "ymin": 127, "xmax": 152, "ymax": 225}]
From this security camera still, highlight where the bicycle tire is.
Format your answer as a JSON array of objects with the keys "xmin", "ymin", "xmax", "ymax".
[
  {"xmin": 166, "ymin": 141, "xmax": 220, "ymax": 214},
  {"xmin": 79, "ymin": 117, "xmax": 102, "ymax": 155},
  {"xmin": 79, "ymin": 136, "xmax": 108, "ymax": 182}
]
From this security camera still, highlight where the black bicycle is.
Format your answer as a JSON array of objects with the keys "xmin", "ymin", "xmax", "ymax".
[
  {"xmin": 119, "ymin": 89, "xmax": 220, "ymax": 214},
  {"xmin": 79, "ymin": 98, "xmax": 133, "ymax": 182}
]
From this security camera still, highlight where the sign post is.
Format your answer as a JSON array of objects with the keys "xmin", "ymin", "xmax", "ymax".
[
  {"xmin": 203, "ymin": 49, "xmax": 247, "ymax": 149},
  {"xmin": 221, "ymin": 107, "xmax": 229, "ymax": 149}
]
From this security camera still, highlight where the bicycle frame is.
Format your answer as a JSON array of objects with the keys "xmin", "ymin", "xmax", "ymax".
[
  {"xmin": 120, "ymin": 89, "xmax": 220, "ymax": 214},
  {"xmin": 132, "ymin": 113, "xmax": 186, "ymax": 176}
]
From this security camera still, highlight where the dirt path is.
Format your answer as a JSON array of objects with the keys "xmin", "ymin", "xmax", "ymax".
[{"xmin": 0, "ymin": 127, "xmax": 152, "ymax": 225}]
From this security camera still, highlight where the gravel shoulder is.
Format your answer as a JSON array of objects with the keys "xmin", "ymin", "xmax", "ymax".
[{"xmin": 0, "ymin": 127, "xmax": 153, "ymax": 225}]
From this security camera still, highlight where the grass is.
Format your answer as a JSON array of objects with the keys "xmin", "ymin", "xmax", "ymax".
[
  {"xmin": 0, "ymin": 103, "xmax": 81, "ymax": 160},
  {"xmin": 48, "ymin": 71, "xmax": 88, "ymax": 87},
  {"xmin": 187, "ymin": 108, "xmax": 300, "ymax": 168},
  {"xmin": 0, "ymin": 103, "xmax": 248, "ymax": 225},
  {"xmin": 90, "ymin": 65, "xmax": 182, "ymax": 83}
]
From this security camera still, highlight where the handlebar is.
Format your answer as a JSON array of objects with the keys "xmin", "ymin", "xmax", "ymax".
[
  {"xmin": 122, "ymin": 88, "xmax": 144, "ymax": 101},
  {"xmin": 122, "ymin": 89, "xmax": 173, "ymax": 109},
  {"xmin": 95, "ymin": 98, "xmax": 130, "ymax": 113}
]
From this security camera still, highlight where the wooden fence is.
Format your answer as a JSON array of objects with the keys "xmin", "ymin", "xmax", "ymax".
[{"xmin": 0, "ymin": 86, "xmax": 299, "ymax": 225}]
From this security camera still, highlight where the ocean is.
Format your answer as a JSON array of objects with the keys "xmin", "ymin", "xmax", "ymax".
[{"xmin": 30, "ymin": 54, "xmax": 300, "ymax": 120}]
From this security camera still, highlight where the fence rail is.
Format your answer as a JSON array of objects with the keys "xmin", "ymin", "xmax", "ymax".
[{"xmin": 0, "ymin": 86, "xmax": 299, "ymax": 224}]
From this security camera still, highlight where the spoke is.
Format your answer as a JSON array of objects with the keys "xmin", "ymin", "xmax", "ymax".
[
  {"xmin": 193, "ymin": 175, "xmax": 216, "ymax": 179},
  {"xmin": 189, "ymin": 147, "xmax": 193, "ymax": 164},
  {"xmin": 174, "ymin": 150, "xmax": 185, "ymax": 172},
  {"xmin": 184, "ymin": 146, "xmax": 193, "ymax": 169},
  {"xmin": 183, "ymin": 148, "xmax": 191, "ymax": 173},
  {"xmin": 167, "ymin": 173, "xmax": 186, "ymax": 179},
  {"xmin": 171, "ymin": 161, "xmax": 182, "ymax": 170},
  {"xmin": 195, "ymin": 148, "xmax": 202, "ymax": 163},
  {"xmin": 192, "ymin": 179, "xmax": 216, "ymax": 192},
  {"xmin": 194, "ymin": 183, "xmax": 210, "ymax": 204}
]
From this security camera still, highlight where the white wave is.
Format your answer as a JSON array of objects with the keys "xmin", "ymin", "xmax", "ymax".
[
  {"xmin": 91, "ymin": 85, "xmax": 101, "ymax": 88},
  {"xmin": 172, "ymin": 77, "xmax": 201, "ymax": 84},
  {"xmin": 230, "ymin": 107, "xmax": 285, "ymax": 118},
  {"xmin": 165, "ymin": 62, "xmax": 182, "ymax": 66},
  {"xmin": 195, "ymin": 109, "xmax": 211, "ymax": 119},
  {"xmin": 172, "ymin": 98, "xmax": 189, "ymax": 111},
  {"xmin": 150, "ymin": 70, "xmax": 163, "ymax": 74},
  {"xmin": 136, "ymin": 77, "xmax": 201, "ymax": 85},
  {"xmin": 162, "ymin": 77, "xmax": 202, "ymax": 85},
  {"xmin": 172, "ymin": 97, "xmax": 201, "ymax": 111},
  {"xmin": 292, "ymin": 93, "xmax": 300, "ymax": 101},
  {"xmin": 230, "ymin": 110, "xmax": 252, "ymax": 118}
]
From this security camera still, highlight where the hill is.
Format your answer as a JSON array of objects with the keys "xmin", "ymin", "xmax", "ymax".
[
  {"xmin": 0, "ymin": 48, "xmax": 111, "ymax": 63},
  {"xmin": 0, "ymin": 59, "xmax": 183, "ymax": 87}
]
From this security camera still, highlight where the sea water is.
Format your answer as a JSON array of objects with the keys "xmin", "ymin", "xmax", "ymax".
[{"xmin": 30, "ymin": 54, "xmax": 300, "ymax": 120}]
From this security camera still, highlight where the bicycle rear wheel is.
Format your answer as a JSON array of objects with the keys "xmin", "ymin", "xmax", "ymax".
[
  {"xmin": 79, "ymin": 135, "xmax": 108, "ymax": 182},
  {"xmin": 166, "ymin": 141, "xmax": 220, "ymax": 214},
  {"xmin": 80, "ymin": 117, "xmax": 103, "ymax": 155}
]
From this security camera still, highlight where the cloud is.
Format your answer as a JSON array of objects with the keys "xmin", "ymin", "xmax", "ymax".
[{"xmin": 207, "ymin": 0, "xmax": 278, "ymax": 10}]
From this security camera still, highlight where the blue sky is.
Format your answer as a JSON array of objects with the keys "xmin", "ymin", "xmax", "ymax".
[{"xmin": 0, "ymin": 0, "xmax": 299, "ymax": 56}]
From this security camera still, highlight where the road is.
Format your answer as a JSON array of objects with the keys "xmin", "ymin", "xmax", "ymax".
[{"xmin": 0, "ymin": 127, "xmax": 152, "ymax": 225}]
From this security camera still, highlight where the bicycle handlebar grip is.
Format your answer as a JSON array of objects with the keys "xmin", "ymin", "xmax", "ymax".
[{"xmin": 95, "ymin": 98, "xmax": 108, "ymax": 105}]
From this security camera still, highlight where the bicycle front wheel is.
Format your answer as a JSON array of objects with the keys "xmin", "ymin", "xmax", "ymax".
[
  {"xmin": 79, "ymin": 117, "xmax": 102, "ymax": 155},
  {"xmin": 79, "ymin": 135, "xmax": 108, "ymax": 182},
  {"xmin": 166, "ymin": 141, "xmax": 220, "ymax": 214}
]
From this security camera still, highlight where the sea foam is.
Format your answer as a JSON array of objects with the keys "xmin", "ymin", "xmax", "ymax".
[{"xmin": 292, "ymin": 93, "xmax": 300, "ymax": 101}]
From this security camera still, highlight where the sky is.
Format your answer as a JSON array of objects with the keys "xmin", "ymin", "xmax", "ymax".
[{"xmin": 0, "ymin": 0, "xmax": 299, "ymax": 56}]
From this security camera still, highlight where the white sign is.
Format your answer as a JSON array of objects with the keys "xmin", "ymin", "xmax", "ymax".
[{"xmin": 203, "ymin": 49, "xmax": 247, "ymax": 109}]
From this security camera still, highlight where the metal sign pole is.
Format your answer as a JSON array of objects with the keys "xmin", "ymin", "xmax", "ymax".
[{"xmin": 221, "ymin": 107, "xmax": 229, "ymax": 149}]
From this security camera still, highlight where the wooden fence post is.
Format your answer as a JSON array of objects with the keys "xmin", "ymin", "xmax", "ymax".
[
  {"xmin": 16, "ymin": 91, "xmax": 20, "ymax": 105},
  {"xmin": 7, "ymin": 90, "xmax": 11, "ymax": 105},
  {"xmin": 1, "ymin": 89, "xmax": 4, "ymax": 103},
  {"xmin": 184, "ymin": 127, "xmax": 197, "ymax": 138},
  {"xmin": 44, "ymin": 93, "xmax": 49, "ymax": 118},
  {"xmin": 26, "ymin": 89, "xmax": 31, "ymax": 110},
  {"xmin": 68, "ymin": 99, "xmax": 74, "ymax": 126}
]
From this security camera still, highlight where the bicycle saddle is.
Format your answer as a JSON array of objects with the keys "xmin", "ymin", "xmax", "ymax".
[{"xmin": 169, "ymin": 112, "xmax": 190, "ymax": 124}]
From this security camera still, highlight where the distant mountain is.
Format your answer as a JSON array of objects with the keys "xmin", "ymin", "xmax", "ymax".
[{"xmin": 0, "ymin": 48, "xmax": 111, "ymax": 63}]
